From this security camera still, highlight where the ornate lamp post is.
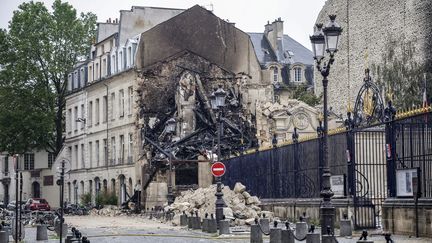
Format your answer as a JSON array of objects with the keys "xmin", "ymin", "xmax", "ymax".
[
  {"xmin": 165, "ymin": 118, "xmax": 176, "ymax": 205},
  {"xmin": 310, "ymin": 15, "xmax": 342, "ymax": 242},
  {"xmin": 210, "ymin": 85, "xmax": 226, "ymax": 226}
]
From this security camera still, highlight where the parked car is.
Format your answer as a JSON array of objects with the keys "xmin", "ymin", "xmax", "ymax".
[
  {"xmin": 7, "ymin": 200, "xmax": 26, "ymax": 211},
  {"xmin": 25, "ymin": 198, "xmax": 51, "ymax": 211}
]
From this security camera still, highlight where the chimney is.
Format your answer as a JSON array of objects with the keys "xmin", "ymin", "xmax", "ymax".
[
  {"xmin": 264, "ymin": 18, "xmax": 284, "ymax": 59},
  {"xmin": 108, "ymin": 18, "xmax": 111, "ymax": 23},
  {"xmin": 115, "ymin": 18, "xmax": 118, "ymax": 23}
]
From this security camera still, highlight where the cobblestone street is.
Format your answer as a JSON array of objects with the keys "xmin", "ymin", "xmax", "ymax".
[{"xmin": 14, "ymin": 215, "xmax": 431, "ymax": 242}]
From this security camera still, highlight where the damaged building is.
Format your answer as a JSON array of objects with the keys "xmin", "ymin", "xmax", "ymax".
[{"xmin": 61, "ymin": 5, "xmax": 317, "ymax": 208}]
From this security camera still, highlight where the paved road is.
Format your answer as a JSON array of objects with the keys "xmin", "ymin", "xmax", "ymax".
[{"xmin": 6, "ymin": 216, "xmax": 431, "ymax": 243}]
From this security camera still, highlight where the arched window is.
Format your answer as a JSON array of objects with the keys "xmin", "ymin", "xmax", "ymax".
[
  {"xmin": 294, "ymin": 67, "xmax": 302, "ymax": 82},
  {"xmin": 272, "ymin": 67, "xmax": 278, "ymax": 83}
]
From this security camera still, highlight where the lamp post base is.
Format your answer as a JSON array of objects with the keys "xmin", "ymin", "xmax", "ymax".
[{"xmin": 320, "ymin": 204, "xmax": 335, "ymax": 239}]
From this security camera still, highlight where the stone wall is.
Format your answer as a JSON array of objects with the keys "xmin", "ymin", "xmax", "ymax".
[
  {"xmin": 315, "ymin": 0, "xmax": 432, "ymax": 114},
  {"xmin": 260, "ymin": 198, "xmax": 354, "ymax": 227},
  {"xmin": 382, "ymin": 198, "xmax": 432, "ymax": 237}
]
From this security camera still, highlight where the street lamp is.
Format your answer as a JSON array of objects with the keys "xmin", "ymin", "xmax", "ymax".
[
  {"xmin": 165, "ymin": 118, "xmax": 176, "ymax": 205},
  {"xmin": 310, "ymin": 14, "xmax": 342, "ymax": 242},
  {"xmin": 210, "ymin": 85, "xmax": 226, "ymax": 226}
]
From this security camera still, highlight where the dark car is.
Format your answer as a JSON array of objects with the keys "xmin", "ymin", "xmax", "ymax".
[{"xmin": 25, "ymin": 198, "xmax": 51, "ymax": 211}]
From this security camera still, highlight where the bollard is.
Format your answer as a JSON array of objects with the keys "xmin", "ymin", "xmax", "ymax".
[
  {"xmin": 202, "ymin": 213, "xmax": 209, "ymax": 232},
  {"xmin": 192, "ymin": 211, "xmax": 201, "ymax": 230},
  {"xmin": 207, "ymin": 214, "xmax": 217, "ymax": 233},
  {"xmin": 36, "ymin": 224, "xmax": 48, "ymax": 240},
  {"xmin": 281, "ymin": 229, "xmax": 294, "ymax": 243},
  {"xmin": 187, "ymin": 213, "xmax": 193, "ymax": 229},
  {"xmin": 340, "ymin": 219, "xmax": 352, "ymax": 237},
  {"xmin": 0, "ymin": 231, "xmax": 8, "ymax": 243},
  {"xmin": 269, "ymin": 229, "xmax": 282, "ymax": 243},
  {"xmin": 357, "ymin": 230, "xmax": 374, "ymax": 243},
  {"xmin": 259, "ymin": 218, "xmax": 270, "ymax": 233},
  {"xmin": 219, "ymin": 218, "xmax": 230, "ymax": 235},
  {"xmin": 180, "ymin": 211, "xmax": 188, "ymax": 226},
  {"xmin": 295, "ymin": 220, "xmax": 308, "ymax": 240},
  {"xmin": 306, "ymin": 233, "xmax": 320, "ymax": 243},
  {"xmin": 250, "ymin": 224, "xmax": 263, "ymax": 243},
  {"xmin": 302, "ymin": 212, "xmax": 310, "ymax": 226}
]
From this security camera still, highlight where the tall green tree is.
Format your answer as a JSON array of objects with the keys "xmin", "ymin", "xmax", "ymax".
[{"xmin": 0, "ymin": 0, "xmax": 96, "ymax": 155}]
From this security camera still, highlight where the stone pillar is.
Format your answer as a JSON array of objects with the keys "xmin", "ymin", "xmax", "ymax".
[{"xmin": 36, "ymin": 225, "xmax": 48, "ymax": 240}]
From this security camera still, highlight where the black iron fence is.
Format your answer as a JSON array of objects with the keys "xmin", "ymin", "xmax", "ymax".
[
  {"xmin": 222, "ymin": 108, "xmax": 432, "ymax": 229},
  {"xmin": 223, "ymin": 131, "xmax": 348, "ymax": 199}
]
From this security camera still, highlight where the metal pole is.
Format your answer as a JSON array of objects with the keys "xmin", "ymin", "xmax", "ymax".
[
  {"xmin": 215, "ymin": 110, "xmax": 225, "ymax": 226},
  {"xmin": 59, "ymin": 160, "xmax": 65, "ymax": 243},
  {"xmin": 19, "ymin": 172, "xmax": 23, "ymax": 241},
  {"xmin": 167, "ymin": 154, "xmax": 174, "ymax": 205},
  {"xmin": 320, "ymin": 75, "xmax": 335, "ymax": 241},
  {"xmin": 14, "ymin": 156, "xmax": 18, "ymax": 243}
]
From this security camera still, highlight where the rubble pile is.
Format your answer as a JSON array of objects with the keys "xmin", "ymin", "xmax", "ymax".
[
  {"xmin": 89, "ymin": 205, "xmax": 123, "ymax": 217},
  {"xmin": 166, "ymin": 183, "xmax": 273, "ymax": 226}
]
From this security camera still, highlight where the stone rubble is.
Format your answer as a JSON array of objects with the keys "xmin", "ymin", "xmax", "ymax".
[{"xmin": 165, "ymin": 183, "xmax": 269, "ymax": 226}]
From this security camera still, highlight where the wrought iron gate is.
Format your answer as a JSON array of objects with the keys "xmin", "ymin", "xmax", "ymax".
[{"xmin": 349, "ymin": 127, "xmax": 388, "ymax": 229}]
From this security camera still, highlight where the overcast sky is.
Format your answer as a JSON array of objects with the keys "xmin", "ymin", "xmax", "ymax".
[{"xmin": 1, "ymin": 0, "xmax": 326, "ymax": 50}]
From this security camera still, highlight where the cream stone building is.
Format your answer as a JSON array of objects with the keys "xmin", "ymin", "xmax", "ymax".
[
  {"xmin": 0, "ymin": 151, "xmax": 59, "ymax": 207},
  {"xmin": 62, "ymin": 5, "xmax": 317, "ymax": 208}
]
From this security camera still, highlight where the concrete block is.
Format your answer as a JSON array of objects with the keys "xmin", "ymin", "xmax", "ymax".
[
  {"xmin": 357, "ymin": 241, "xmax": 374, "ymax": 243},
  {"xmin": 306, "ymin": 233, "xmax": 320, "ymax": 243},
  {"xmin": 180, "ymin": 214, "xmax": 188, "ymax": 226},
  {"xmin": 340, "ymin": 219, "xmax": 352, "ymax": 237},
  {"xmin": 269, "ymin": 228, "xmax": 282, "ymax": 243},
  {"xmin": 202, "ymin": 218, "xmax": 209, "ymax": 232},
  {"xmin": 250, "ymin": 224, "xmax": 263, "ymax": 243},
  {"xmin": 259, "ymin": 218, "xmax": 270, "ymax": 233},
  {"xmin": 295, "ymin": 221, "xmax": 308, "ymax": 240},
  {"xmin": 219, "ymin": 220, "xmax": 230, "ymax": 235},
  {"xmin": 281, "ymin": 229, "xmax": 294, "ymax": 243},
  {"xmin": 36, "ymin": 225, "xmax": 48, "ymax": 240},
  {"xmin": 0, "ymin": 231, "xmax": 8, "ymax": 243},
  {"xmin": 208, "ymin": 219, "xmax": 217, "ymax": 233},
  {"xmin": 192, "ymin": 217, "xmax": 201, "ymax": 229}
]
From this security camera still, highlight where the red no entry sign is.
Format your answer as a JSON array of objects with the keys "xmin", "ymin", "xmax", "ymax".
[{"xmin": 211, "ymin": 162, "xmax": 226, "ymax": 177}]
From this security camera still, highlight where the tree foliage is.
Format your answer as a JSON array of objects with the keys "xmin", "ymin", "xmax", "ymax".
[
  {"xmin": 0, "ymin": 0, "xmax": 96, "ymax": 155},
  {"xmin": 371, "ymin": 37, "xmax": 431, "ymax": 110},
  {"xmin": 291, "ymin": 84, "xmax": 322, "ymax": 107}
]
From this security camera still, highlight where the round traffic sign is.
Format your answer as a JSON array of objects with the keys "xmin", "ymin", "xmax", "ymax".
[{"xmin": 211, "ymin": 162, "xmax": 226, "ymax": 177}]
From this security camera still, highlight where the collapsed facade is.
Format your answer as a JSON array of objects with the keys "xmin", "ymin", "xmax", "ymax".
[{"xmin": 61, "ymin": 5, "xmax": 317, "ymax": 208}]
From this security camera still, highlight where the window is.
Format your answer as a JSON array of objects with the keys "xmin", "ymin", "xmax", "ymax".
[
  {"xmin": 111, "ymin": 137, "xmax": 116, "ymax": 165},
  {"xmin": 74, "ymin": 145, "xmax": 78, "ymax": 169},
  {"xmin": 128, "ymin": 133, "xmax": 133, "ymax": 163},
  {"xmin": 102, "ymin": 96, "xmax": 107, "ymax": 123},
  {"xmin": 81, "ymin": 144, "xmax": 85, "ymax": 168},
  {"xmin": 119, "ymin": 51, "xmax": 123, "ymax": 71},
  {"xmin": 128, "ymin": 87, "xmax": 133, "ymax": 115},
  {"xmin": 88, "ymin": 66, "xmax": 93, "ymax": 82},
  {"xmin": 4, "ymin": 156, "xmax": 9, "ymax": 175},
  {"xmin": 119, "ymin": 135, "xmax": 124, "ymax": 164},
  {"xmin": 89, "ymin": 142, "xmax": 93, "ymax": 168},
  {"xmin": 294, "ymin": 67, "xmax": 302, "ymax": 82},
  {"xmin": 110, "ymin": 92, "xmax": 115, "ymax": 120},
  {"xmin": 95, "ymin": 63, "xmax": 99, "ymax": 80},
  {"xmin": 111, "ymin": 55, "xmax": 116, "ymax": 74},
  {"xmin": 74, "ymin": 106, "xmax": 78, "ymax": 132},
  {"xmin": 102, "ymin": 58, "xmax": 107, "ymax": 77},
  {"xmin": 68, "ymin": 109, "xmax": 72, "ymax": 133},
  {"xmin": 88, "ymin": 101, "xmax": 93, "ymax": 126},
  {"xmin": 119, "ymin": 89, "xmax": 124, "ymax": 117},
  {"xmin": 24, "ymin": 153, "xmax": 35, "ymax": 170},
  {"xmin": 273, "ymin": 67, "xmax": 278, "ymax": 83},
  {"xmin": 103, "ymin": 139, "xmax": 108, "ymax": 166},
  {"xmin": 48, "ymin": 153, "xmax": 54, "ymax": 168},
  {"xmin": 96, "ymin": 140, "xmax": 100, "ymax": 167},
  {"xmin": 95, "ymin": 98, "xmax": 100, "ymax": 124},
  {"xmin": 80, "ymin": 104, "xmax": 85, "ymax": 130},
  {"xmin": 127, "ymin": 47, "xmax": 132, "ymax": 67},
  {"xmin": 68, "ymin": 146, "xmax": 72, "ymax": 164}
]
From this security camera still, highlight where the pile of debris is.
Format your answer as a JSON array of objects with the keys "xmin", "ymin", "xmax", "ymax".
[
  {"xmin": 89, "ymin": 205, "xmax": 124, "ymax": 217},
  {"xmin": 166, "ymin": 183, "xmax": 273, "ymax": 226}
]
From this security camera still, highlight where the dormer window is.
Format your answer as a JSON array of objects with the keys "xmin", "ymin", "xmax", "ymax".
[
  {"xmin": 294, "ymin": 67, "xmax": 302, "ymax": 82},
  {"xmin": 273, "ymin": 68, "xmax": 278, "ymax": 82}
]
